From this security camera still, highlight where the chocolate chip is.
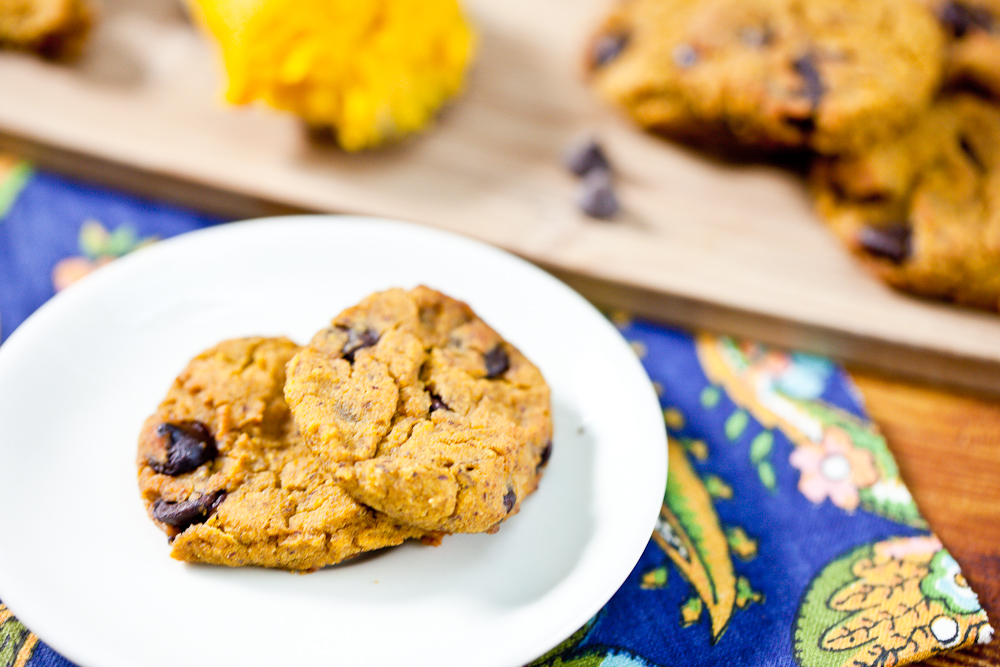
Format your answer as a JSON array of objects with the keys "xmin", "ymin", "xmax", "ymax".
[
  {"xmin": 342, "ymin": 327, "xmax": 380, "ymax": 362},
  {"xmin": 429, "ymin": 393, "xmax": 450, "ymax": 413},
  {"xmin": 537, "ymin": 441, "xmax": 553, "ymax": 470},
  {"xmin": 672, "ymin": 44, "xmax": 698, "ymax": 68},
  {"xmin": 793, "ymin": 54, "xmax": 824, "ymax": 109},
  {"xmin": 959, "ymin": 135, "xmax": 986, "ymax": 171},
  {"xmin": 484, "ymin": 345, "xmax": 510, "ymax": 379},
  {"xmin": 591, "ymin": 32, "xmax": 629, "ymax": 67},
  {"xmin": 785, "ymin": 115, "xmax": 816, "ymax": 134},
  {"xmin": 939, "ymin": 1, "xmax": 993, "ymax": 36},
  {"xmin": 576, "ymin": 168, "xmax": 620, "ymax": 219},
  {"xmin": 149, "ymin": 422, "xmax": 217, "ymax": 476},
  {"xmin": 151, "ymin": 490, "xmax": 226, "ymax": 530},
  {"xmin": 503, "ymin": 486, "xmax": 516, "ymax": 513},
  {"xmin": 564, "ymin": 139, "xmax": 611, "ymax": 177},
  {"xmin": 857, "ymin": 224, "xmax": 912, "ymax": 263},
  {"xmin": 739, "ymin": 26, "xmax": 772, "ymax": 48}
]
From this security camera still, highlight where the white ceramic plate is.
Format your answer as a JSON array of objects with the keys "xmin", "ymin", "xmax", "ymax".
[{"xmin": 0, "ymin": 216, "xmax": 666, "ymax": 667}]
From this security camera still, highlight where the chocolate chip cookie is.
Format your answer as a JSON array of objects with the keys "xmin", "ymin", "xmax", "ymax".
[
  {"xmin": 137, "ymin": 337, "xmax": 429, "ymax": 571},
  {"xmin": 585, "ymin": 0, "xmax": 946, "ymax": 154},
  {"xmin": 0, "ymin": 0, "xmax": 92, "ymax": 58},
  {"xmin": 284, "ymin": 287, "xmax": 553, "ymax": 534},
  {"xmin": 925, "ymin": 0, "xmax": 1000, "ymax": 97},
  {"xmin": 811, "ymin": 93, "xmax": 1000, "ymax": 310}
]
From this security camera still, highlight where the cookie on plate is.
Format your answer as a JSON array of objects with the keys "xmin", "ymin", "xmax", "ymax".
[
  {"xmin": 137, "ymin": 336, "xmax": 429, "ymax": 571},
  {"xmin": 0, "ymin": 0, "xmax": 93, "ymax": 58},
  {"xmin": 284, "ymin": 286, "xmax": 553, "ymax": 534},
  {"xmin": 811, "ymin": 93, "xmax": 1000, "ymax": 310},
  {"xmin": 585, "ymin": 0, "xmax": 946, "ymax": 154},
  {"xmin": 925, "ymin": 0, "xmax": 1000, "ymax": 98}
]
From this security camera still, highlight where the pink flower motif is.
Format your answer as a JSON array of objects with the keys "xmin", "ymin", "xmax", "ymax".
[
  {"xmin": 875, "ymin": 535, "xmax": 943, "ymax": 560},
  {"xmin": 789, "ymin": 426, "xmax": 879, "ymax": 511}
]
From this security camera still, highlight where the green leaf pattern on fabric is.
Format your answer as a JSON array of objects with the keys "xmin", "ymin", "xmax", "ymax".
[
  {"xmin": 0, "ymin": 162, "xmax": 32, "ymax": 221},
  {"xmin": 0, "ymin": 607, "xmax": 34, "ymax": 667}
]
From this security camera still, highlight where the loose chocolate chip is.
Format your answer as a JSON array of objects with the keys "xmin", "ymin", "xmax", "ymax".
[
  {"xmin": 564, "ymin": 139, "xmax": 611, "ymax": 177},
  {"xmin": 149, "ymin": 422, "xmax": 217, "ymax": 476},
  {"xmin": 537, "ymin": 441, "xmax": 553, "ymax": 470},
  {"xmin": 591, "ymin": 32, "xmax": 629, "ymax": 67},
  {"xmin": 342, "ymin": 327, "xmax": 380, "ymax": 362},
  {"xmin": 503, "ymin": 486, "xmax": 516, "ymax": 513},
  {"xmin": 429, "ymin": 393, "xmax": 450, "ymax": 413},
  {"xmin": 576, "ymin": 168, "xmax": 620, "ymax": 219},
  {"xmin": 484, "ymin": 345, "xmax": 510, "ymax": 379},
  {"xmin": 857, "ymin": 224, "xmax": 912, "ymax": 264},
  {"xmin": 793, "ymin": 54, "xmax": 824, "ymax": 109},
  {"xmin": 151, "ymin": 490, "xmax": 226, "ymax": 530},
  {"xmin": 672, "ymin": 43, "xmax": 698, "ymax": 68},
  {"xmin": 939, "ymin": 1, "xmax": 993, "ymax": 36}
]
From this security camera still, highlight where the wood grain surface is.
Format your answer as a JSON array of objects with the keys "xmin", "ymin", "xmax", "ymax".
[
  {"xmin": 2, "ymin": 0, "xmax": 1000, "ymax": 394},
  {"xmin": 850, "ymin": 370, "xmax": 1000, "ymax": 667}
]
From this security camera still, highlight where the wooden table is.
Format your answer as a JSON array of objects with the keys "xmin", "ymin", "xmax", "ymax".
[{"xmin": 849, "ymin": 370, "xmax": 1000, "ymax": 667}]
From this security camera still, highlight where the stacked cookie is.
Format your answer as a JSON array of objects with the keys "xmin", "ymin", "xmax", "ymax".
[
  {"xmin": 586, "ymin": 0, "xmax": 1000, "ymax": 311},
  {"xmin": 136, "ymin": 287, "xmax": 553, "ymax": 571}
]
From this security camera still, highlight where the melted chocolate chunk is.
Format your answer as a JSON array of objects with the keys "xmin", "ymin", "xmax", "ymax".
[
  {"xmin": 857, "ymin": 224, "xmax": 912, "ymax": 263},
  {"xmin": 785, "ymin": 115, "xmax": 817, "ymax": 134},
  {"xmin": 564, "ymin": 139, "xmax": 612, "ymax": 177},
  {"xmin": 149, "ymin": 422, "xmax": 217, "ymax": 476},
  {"xmin": 537, "ymin": 441, "xmax": 553, "ymax": 470},
  {"xmin": 503, "ymin": 486, "xmax": 517, "ymax": 513},
  {"xmin": 591, "ymin": 32, "xmax": 629, "ymax": 67},
  {"xmin": 429, "ymin": 393, "xmax": 450, "ymax": 413},
  {"xmin": 959, "ymin": 135, "xmax": 986, "ymax": 171},
  {"xmin": 151, "ymin": 491, "xmax": 226, "ymax": 530},
  {"xmin": 341, "ymin": 327, "xmax": 380, "ymax": 362},
  {"xmin": 739, "ymin": 26, "xmax": 773, "ymax": 48},
  {"xmin": 939, "ymin": 1, "xmax": 994, "ymax": 37},
  {"xmin": 793, "ymin": 54, "xmax": 824, "ymax": 109},
  {"xmin": 672, "ymin": 44, "xmax": 698, "ymax": 68},
  {"xmin": 576, "ymin": 168, "xmax": 620, "ymax": 219},
  {"xmin": 484, "ymin": 345, "xmax": 510, "ymax": 379}
]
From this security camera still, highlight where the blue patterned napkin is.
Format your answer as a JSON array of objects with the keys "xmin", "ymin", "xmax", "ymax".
[{"xmin": 0, "ymin": 162, "xmax": 992, "ymax": 667}]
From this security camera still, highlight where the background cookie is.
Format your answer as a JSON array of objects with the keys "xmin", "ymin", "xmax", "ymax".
[
  {"xmin": 0, "ymin": 0, "xmax": 93, "ymax": 58},
  {"xmin": 586, "ymin": 0, "xmax": 946, "ymax": 154},
  {"xmin": 137, "ymin": 336, "xmax": 428, "ymax": 571},
  {"xmin": 284, "ymin": 286, "xmax": 553, "ymax": 534},
  {"xmin": 925, "ymin": 0, "xmax": 1000, "ymax": 98},
  {"xmin": 810, "ymin": 94, "xmax": 1000, "ymax": 310}
]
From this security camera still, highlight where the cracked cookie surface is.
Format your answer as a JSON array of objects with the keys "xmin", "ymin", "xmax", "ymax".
[
  {"xmin": 284, "ymin": 287, "xmax": 552, "ymax": 534},
  {"xmin": 136, "ymin": 336, "xmax": 428, "ymax": 571},
  {"xmin": 811, "ymin": 94, "xmax": 1000, "ymax": 310},
  {"xmin": 585, "ymin": 0, "xmax": 946, "ymax": 154}
]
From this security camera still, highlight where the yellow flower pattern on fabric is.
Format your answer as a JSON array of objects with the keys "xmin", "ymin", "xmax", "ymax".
[
  {"xmin": 794, "ymin": 537, "xmax": 993, "ymax": 667},
  {"xmin": 190, "ymin": 0, "xmax": 475, "ymax": 151}
]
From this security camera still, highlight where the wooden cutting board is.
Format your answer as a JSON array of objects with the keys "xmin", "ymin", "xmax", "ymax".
[{"xmin": 3, "ymin": 0, "xmax": 1000, "ymax": 394}]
